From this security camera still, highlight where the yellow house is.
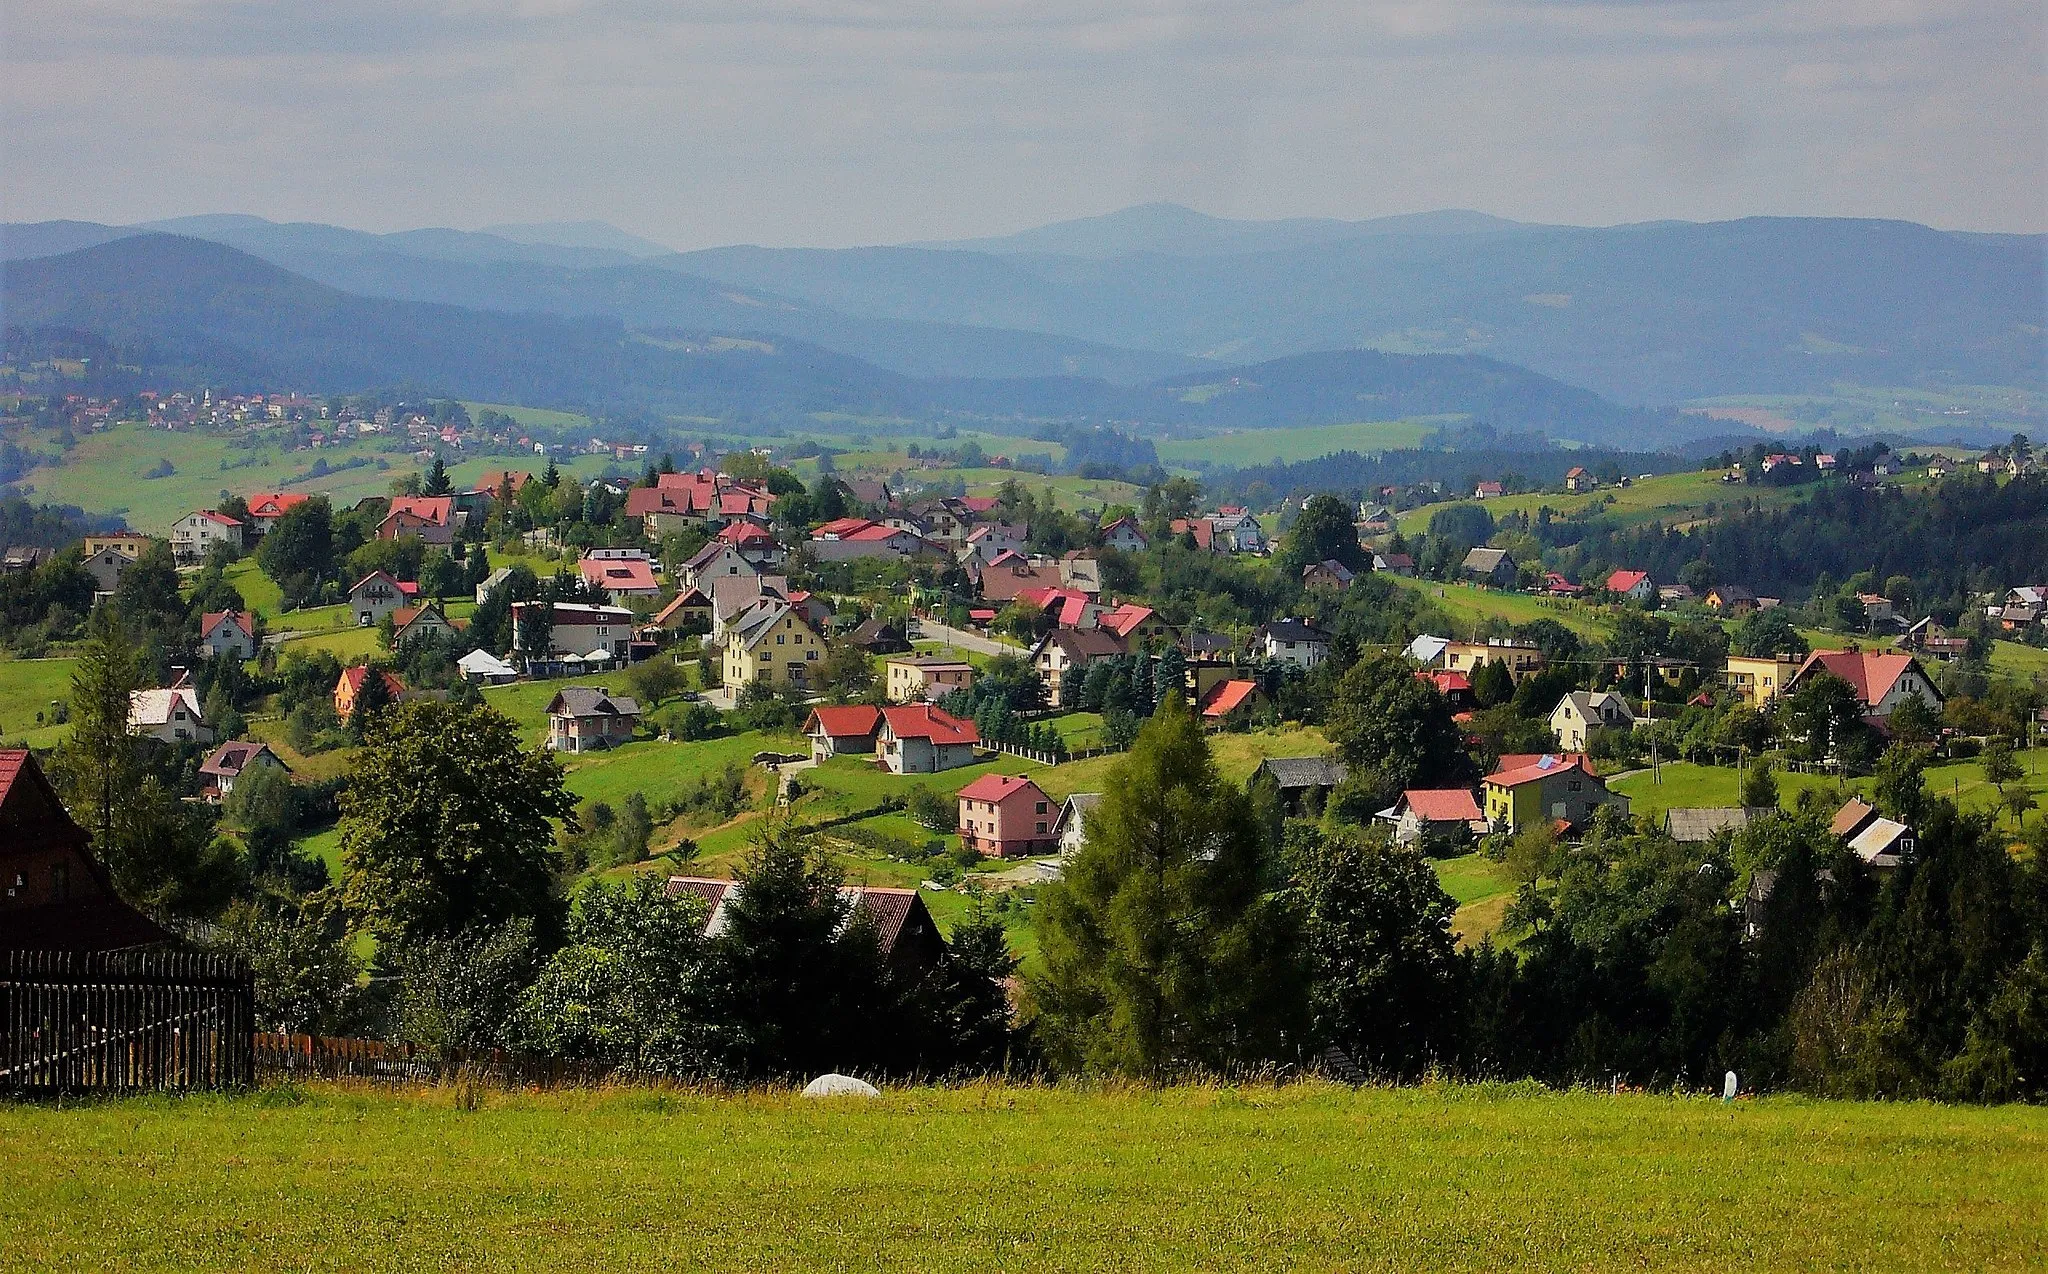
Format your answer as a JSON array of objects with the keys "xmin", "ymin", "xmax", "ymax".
[
  {"xmin": 886, "ymin": 656, "xmax": 975, "ymax": 704},
  {"xmin": 1482, "ymin": 755, "xmax": 1627, "ymax": 833},
  {"xmin": 722, "ymin": 599, "xmax": 824, "ymax": 689},
  {"xmin": 81, "ymin": 531, "xmax": 155, "ymax": 561},
  {"xmin": 1722, "ymin": 655, "xmax": 1802, "ymax": 709},
  {"xmin": 1441, "ymin": 639, "xmax": 1547, "ymax": 680}
]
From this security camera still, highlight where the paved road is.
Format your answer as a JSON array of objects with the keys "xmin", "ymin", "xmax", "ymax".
[{"xmin": 910, "ymin": 620, "xmax": 1026, "ymax": 659}]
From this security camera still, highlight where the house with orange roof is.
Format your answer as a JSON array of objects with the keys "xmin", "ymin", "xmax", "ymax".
[
  {"xmin": 1097, "ymin": 602, "xmax": 1174, "ymax": 648},
  {"xmin": 243, "ymin": 491, "xmax": 311, "ymax": 537},
  {"xmin": 877, "ymin": 705, "xmax": 981, "ymax": 774},
  {"xmin": 1198, "ymin": 678, "xmax": 1266, "ymax": 728},
  {"xmin": 957, "ymin": 773, "xmax": 1058, "ymax": 857},
  {"xmin": 579, "ymin": 553, "xmax": 662, "ymax": 601},
  {"xmin": 333, "ymin": 666, "xmax": 406, "ymax": 720},
  {"xmin": 1785, "ymin": 649, "xmax": 1943, "ymax": 719},
  {"xmin": 198, "ymin": 609, "xmax": 257, "ymax": 660},
  {"xmin": 378, "ymin": 496, "xmax": 463, "ymax": 544}
]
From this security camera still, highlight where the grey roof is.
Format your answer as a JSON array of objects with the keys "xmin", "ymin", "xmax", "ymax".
[
  {"xmin": 1664, "ymin": 807, "xmax": 1768, "ymax": 842},
  {"xmin": 548, "ymin": 686, "xmax": 641, "ymax": 718},
  {"xmin": 1258, "ymin": 619, "xmax": 1332, "ymax": 644},
  {"xmin": 1463, "ymin": 547, "xmax": 1513, "ymax": 573},
  {"xmin": 1256, "ymin": 756, "xmax": 1350, "ymax": 789}
]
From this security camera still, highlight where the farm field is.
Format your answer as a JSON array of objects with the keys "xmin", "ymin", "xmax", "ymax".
[
  {"xmin": 1610, "ymin": 749, "xmax": 2048, "ymax": 824},
  {"xmin": 0, "ymin": 655, "xmax": 78, "ymax": 749},
  {"xmin": 19, "ymin": 425, "xmax": 412, "ymax": 531},
  {"xmin": 1155, "ymin": 418, "xmax": 1439, "ymax": 467},
  {"xmin": 1, "ymin": 1083, "xmax": 2040, "ymax": 1273},
  {"xmin": 1387, "ymin": 576, "xmax": 1615, "ymax": 642},
  {"xmin": 1392, "ymin": 469, "xmax": 1816, "ymax": 538}
]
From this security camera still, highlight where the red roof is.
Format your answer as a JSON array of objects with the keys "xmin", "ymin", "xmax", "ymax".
[
  {"xmin": 245, "ymin": 492, "xmax": 310, "ymax": 518},
  {"xmin": 957, "ymin": 772, "xmax": 1049, "ymax": 805},
  {"xmin": 201, "ymin": 609, "xmax": 254, "ymax": 639},
  {"xmin": 580, "ymin": 557, "xmax": 660, "ymax": 592},
  {"xmin": 337, "ymin": 666, "xmax": 406, "ymax": 697},
  {"xmin": 1170, "ymin": 518, "xmax": 1215, "ymax": 550},
  {"xmin": 879, "ymin": 705, "xmax": 980, "ymax": 745},
  {"xmin": 1200, "ymin": 679, "xmax": 1259, "ymax": 717},
  {"xmin": 959, "ymin": 497, "xmax": 1000, "ymax": 514},
  {"xmin": 472, "ymin": 470, "xmax": 531, "ymax": 494},
  {"xmin": 1097, "ymin": 603, "xmax": 1157, "ymax": 639},
  {"xmin": 804, "ymin": 705, "xmax": 882, "ymax": 738},
  {"xmin": 626, "ymin": 487, "xmax": 699, "ymax": 517},
  {"xmin": 1402, "ymin": 789, "xmax": 1484, "ymax": 823},
  {"xmin": 194, "ymin": 509, "xmax": 242, "ymax": 527},
  {"xmin": 1487, "ymin": 754, "xmax": 1591, "ymax": 788},
  {"xmin": 814, "ymin": 516, "xmax": 874, "ymax": 539},
  {"xmin": 1421, "ymin": 670, "xmax": 1471, "ymax": 693},
  {"xmin": 1494, "ymin": 752, "xmax": 1588, "ymax": 774},
  {"xmin": 718, "ymin": 521, "xmax": 776, "ymax": 545},
  {"xmin": 1606, "ymin": 569, "xmax": 1651, "ymax": 594},
  {"xmin": 1792, "ymin": 650, "xmax": 1924, "ymax": 708},
  {"xmin": 0, "ymin": 748, "xmax": 27, "ymax": 806},
  {"xmin": 385, "ymin": 496, "xmax": 456, "ymax": 526}
]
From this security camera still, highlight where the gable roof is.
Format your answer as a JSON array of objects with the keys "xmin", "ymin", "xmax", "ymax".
[
  {"xmin": 384, "ymin": 496, "xmax": 456, "ymax": 526},
  {"xmin": 1463, "ymin": 547, "xmax": 1512, "ymax": 573},
  {"xmin": 1199, "ymin": 679, "xmax": 1260, "ymax": 717},
  {"xmin": 244, "ymin": 492, "xmax": 310, "ymax": 519},
  {"xmin": 337, "ymin": 666, "xmax": 406, "ymax": 698},
  {"xmin": 957, "ymin": 772, "xmax": 1050, "ymax": 805},
  {"xmin": 1255, "ymin": 756, "xmax": 1349, "ymax": 789},
  {"xmin": 1169, "ymin": 517, "xmax": 1215, "ymax": 550},
  {"xmin": 1036, "ymin": 628, "xmax": 1126, "ymax": 661},
  {"xmin": 1096, "ymin": 603, "xmax": 1159, "ymax": 639},
  {"xmin": 1830, "ymin": 797, "xmax": 1879, "ymax": 839},
  {"xmin": 1792, "ymin": 650, "xmax": 1936, "ymax": 708},
  {"xmin": 1258, "ymin": 619, "xmax": 1331, "ymax": 644},
  {"xmin": 580, "ymin": 556, "xmax": 660, "ymax": 593},
  {"xmin": 878, "ymin": 704, "xmax": 979, "ymax": 745},
  {"xmin": 1665, "ymin": 807, "xmax": 1767, "ymax": 842},
  {"xmin": 199, "ymin": 740, "xmax": 288, "ymax": 780},
  {"xmin": 200, "ymin": 609, "xmax": 255, "ymax": 640},
  {"xmin": 804, "ymin": 705, "xmax": 883, "ymax": 738},
  {"xmin": 547, "ymin": 686, "xmax": 642, "ymax": 718},
  {"xmin": 654, "ymin": 589, "xmax": 711, "ymax": 625},
  {"xmin": 128, "ymin": 687, "xmax": 203, "ymax": 727},
  {"xmin": 1486, "ymin": 754, "xmax": 1592, "ymax": 788},
  {"xmin": 185, "ymin": 509, "xmax": 243, "ymax": 527},
  {"xmin": 1400, "ymin": 788, "xmax": 1485, "ymax": 823},
  {"xmin": 1606, "ymin": 569, "xmax": 1651, "ymax": 594},
  {"xmin": 664, "ymin": 876, "xmax": 935, "ymax": 959}
]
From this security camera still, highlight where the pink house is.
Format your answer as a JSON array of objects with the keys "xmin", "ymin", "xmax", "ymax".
[{"xmin": 956, "ymin": 773, "xmax": 1058, "ymax": 858}]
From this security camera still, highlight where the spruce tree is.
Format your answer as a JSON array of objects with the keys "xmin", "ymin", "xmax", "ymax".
[
  {"xmin": 1030, "ymin": 692, "xmax": 1299, "ymax": 1078},
  {"xmin": 56, "ymin": 606, "xmax": 142, "ymax": 849}
]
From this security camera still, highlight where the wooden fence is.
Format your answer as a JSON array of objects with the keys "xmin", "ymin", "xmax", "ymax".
[{"xmin": 1, "ymin": 949, "xmax": 253, "ymax": 1094}]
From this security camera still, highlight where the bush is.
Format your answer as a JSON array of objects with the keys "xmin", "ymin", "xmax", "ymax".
[{"xmin": 906, "ymin": 785, "xmax": 954, "ymax": 833}]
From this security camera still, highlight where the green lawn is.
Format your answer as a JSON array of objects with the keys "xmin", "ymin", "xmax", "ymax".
[
  {"xmin": 561, "ymin": 731, "xmax": 791, "ymax": 809},
  {"xmin": 0, "ymin": 655, "xmax": 78, "ymax": 749},
  {"xmin": 1989, "ymin": 640, "xmax": 2048, "ymax": 683},
  {"xmin": 1611, "ymin": 749, "xmax": 2048, "ymax": 826},
  {"xmin": 1155, "ymin": 419, "xmax": 1438, "ymax": 467},
  {"xmin": 277, "ymin": 626, "xmax": 383, "ymax": 662},
  {"xmin": 1392, "ymin": 470, "xmax": 1813, "ymax": 538},
  {"xmin": 21, "ymin": 424, "xmax": 413, "ymax": 531},
  {"xmin": 2, "ymin": 1084, "xmax": 2039, "ymax": 1272},
  {"xmin": 1387, "ymin": 576, "xmax": 1615, "ymax": 642}
]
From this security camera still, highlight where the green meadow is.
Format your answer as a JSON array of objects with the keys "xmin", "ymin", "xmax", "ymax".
[
  {"xmin": 1, "ymin": 1083, "xmax": 2039, "ymax": 1273},
  {"xmin": 1156, "ymin": 418, "xmax": 1438, "ymax": 467}
]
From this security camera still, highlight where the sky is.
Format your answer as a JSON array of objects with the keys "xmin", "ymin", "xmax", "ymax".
[{"xmin": 4, "ymin": 0, "xmax": 2044, "ymax": 249}]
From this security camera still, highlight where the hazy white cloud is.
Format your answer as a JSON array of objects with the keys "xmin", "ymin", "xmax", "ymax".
[{"xmin": 3, "ymin": 0, "xmax": 2041, "ymax": 245}]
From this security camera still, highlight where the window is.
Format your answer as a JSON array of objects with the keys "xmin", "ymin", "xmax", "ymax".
[
  {"xmin": 1568, "ymin": 780, "xmax": 1582, "ymax": 792},
  {"xmin": 1036, "ymin": 802, "xmax": 1047, "ymax": 814},
  {"xmin": 1036, "ymin": 822, "xmax": 1047, "ymax": 834}
]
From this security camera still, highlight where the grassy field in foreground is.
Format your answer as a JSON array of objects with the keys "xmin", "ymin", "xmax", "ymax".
[{"xmin": 1, "ymin": 1084, "xmax": 2039, "ymax": 1273}]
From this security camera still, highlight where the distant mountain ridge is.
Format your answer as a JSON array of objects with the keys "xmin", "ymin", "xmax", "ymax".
[
  {"xmin": 2, "ymin": 234, "xmax": 1692, "ymax": 446},
  {"xmin": 910, "ymin": 202, "xmax": 1536, "ymax": 258},
  {"xmin": 479, "ymin": 220, "xmax": 676, "ymax": 257}
]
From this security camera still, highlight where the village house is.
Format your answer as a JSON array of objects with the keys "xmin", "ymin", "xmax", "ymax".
[
  {"xmin": 0, "ymin": 749, "xmax": 172, "ymax": 952},
  {"xmin": 1099, "ymin": 515, "xmax": 1149, "ymax": 553},
  {"xmin": 1786, "ymin": 650, "xmax": 1944, "ymax": 719},
  {"xmin": 197, "ymin": 741, "xmax": 289, "ymax": 801},
  {"xmin": 1474, "ymin": 481, "xmax": 1504, "ymax": 499},
  {"xmin": 1462, "ymin": 546, "xmax": 1518, "ymax": 587},
  {"xmin": 1253, "ymin": 756, "xmax": 1350, "ymax": 816},
  {"xmin": 1054, "ymin": 793, "xmax": 1102, "ymax": 857},
  {"xmin": 1256, "ymin": 619, "xmax": 1332, "ymax": 670},
  {"xmin": 475, "ymin": 566, "xmax": 514, "ymax": 604},
  {"xmin": 1030, "ymin": 628, "xmax": 1126, "ymax": 704},
  {"xmin": 1439, "ymin": 638, "xmax": 1547, "ymax": 680},
  {"xmin": 1722, "ymin": 653, "xmax": 1803, "ymax": 708},
  {"xmin": 198, "ymin": 610, "xmax": 257, "ymax": 660},
  {"xmin": 665, "ymin": 876, "xmax": 945, "ymax": 977},
  {"xmin": 81, "ymin": 531, "xmax": 154, "ymax": 562},
  {"xmin": 877, "ymin": 704, "xmax": 981, "ymax": 774},
  {"xmin": 846, "ymin": 618, "xmax": 911, "ymax": 656},
  {"xmin": 1605, "ymin": 569, "xmax": 1655, "ymax": 602},
  {"xmin": 1378, "ymin": 789, "xmax": 1488, "ymax": 848},
  {"xmin": 1169, "ymin": 517, "xmax": 1217, "ymax": 551},
  {"xmin": 128, "ymin": 685, "xmax": 211, "ymax": 745},
  {"xmin": 956, "ymin": 773, "xmax": 1059, "ymax": 858},
  {"xmin": 1198, "ymin": 678, "xmax": 1266, "ymax": 728},
  {"xmin": 1211, "ymin": 510, "xmax": 1265, "ymax": 553},
  {"xmin": 1550, "ymin": 690, "xmax": 1637, "ymax": 751},
  {"xmin": 722, "ymin": 598, "xmax": 825, "ymax": 689},
  {"xmin": 1482, "ymin": 754, "xmax": 1627, "ymax": 833},
  {"xmin": 377, "ymin": 496, "xmax": 463, "ymax": 544},
  {"xmin": 511, "ymin": 601, "xmax": 635, "ymax": 663},
  {"xmin": 1357, "ymin": 503, "xmax": 1394, "ymax": 533},
  {"xmin": 390, "ymin": 601, "xmax": 463, "ymax": 647},
  {"xmin": 170, "ymin": 510, "xmax": 244, "ymax": 564},
  {"xmin": 1704, "ymin": 584, "xmax": 1758, "ymax": 614},
  {"xmin": 1832, "ymin": 798, "xmax": 1914, "ymax": 874},
  {"xmin": 651, "ymin": 587, "xmax": 713, "ymax": 635},
  {"xmin": 1564, "ymin": 466, "xmax": 1596, "ymax": 493},
  {"xmin": 332, "ymin": 666, "xmax": 405, "ymax": 720},
  {"xmin": 243, "ymin": 492, "xmax": 310, "ymax": 537},
  {"xmin": 1097, "ymin": 603, "xmax": 1174, "ymax": 649},
  {"xmin": 544, "ymin": 686, "xmax": 642, "ymax": 753},
  {"xmin": 82, "ymin": 545, "xmax": 134, "ymax": 598},
  {"xmin": 803, "ymin": 705, "xmax": 883, "ymax": 764},
  {"xmin": 716, "ymin": 519, "xmax": 785, "ymax": 568},
  {"xmin": 1302, "ymin": 559, "xmax": 1355, "ymax": 590},
  {"xmin": 579, "ymin": 552, "xmax": 662, "ymax": 603},
  {"xmin": 886, "ymin": 655, "xmax": 975, "ymax": 704},
  {"xmin": 349, "ymin": 570, "xmax": 418, "ymax": 627},
  {"xmin": 681, "ymin": 541, "xmax": 758, "ymax": 591},
  {"xmin": 1371, "ymin": 550, "xmax": 1416, "ymax": 576}
]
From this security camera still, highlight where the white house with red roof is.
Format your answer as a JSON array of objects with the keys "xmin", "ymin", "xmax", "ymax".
[
  {"xmin": 243, "ymin": 492, "xmax": 311, "ymax": 537},
  {"xmin": 1605, "ymin": 569, "xmax": 1654, "ymax": 601},
  {"xmin": 957, "ymin": 773, "xmax": 1058, "ymax": 857},
  {"xmin": 1379, "ymin": 789, "xmax": 1488, "ymax": 846},
  {"xmin": 876, "ymin": 705, "xmax": 981, "ymax": 774},
  {"xmin": 1785, "ymin": 650, "xmax": 1943, "ymax": 719},
  {"xmin": 197, "ymin": 609, "xmax": 257, "ymax": 660},
  {"xmin": 803, "ymin": 704, "xmax": 884, "ymax": 763},
  {"xmin": 170, "ymin": 509, "xmax": 244, "ymax": 563},
  {"xmin": 128, "ymin": 685, "xmax": 211, "ymax": 745},
  {"xmin": 349, "ymin": 570, "xmax": 418, "ymax": 627}
]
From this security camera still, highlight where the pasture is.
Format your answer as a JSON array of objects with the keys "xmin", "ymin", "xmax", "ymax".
[
  {"xmin": 1155, "ymin": 418, "xmax": 1438, "ymax": 467},
  {"xmin": 0, "ymin": 1083, "xmax": 2039, "ymax": 1272},
  {"xmin": 0, "ymin": 655, "xmax": 78, "ymax": 749}
]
